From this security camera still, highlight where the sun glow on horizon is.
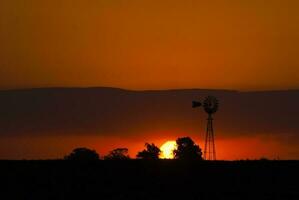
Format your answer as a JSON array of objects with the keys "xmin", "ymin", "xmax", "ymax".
[{"xmin": 160, "ymin": 141, "xmax": 177, "ymax": 159}]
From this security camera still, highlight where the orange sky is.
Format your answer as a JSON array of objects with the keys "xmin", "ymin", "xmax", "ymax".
[
  {"xmin": 0, "ymin": 134, "xmax": 296, "ymax": 160},
  {"xmin": 1, "ymin": 0, "xmax": 299, "ymax": 90}
]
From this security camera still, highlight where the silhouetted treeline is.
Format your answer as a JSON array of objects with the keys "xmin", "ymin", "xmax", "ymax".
[
  {"xmin": 64, "ymin": 147, "xmax": 99, "ymax": 161},
  {"xmin": 174, "ymin": 137, "xmax": 202, "ymax": 160},
  {"xmin": 104, "ymin": 148, "xmax": 130, "ymax": 160},
  {"xmin": 64, "ymin": 136, "xmax": 203, "ymax": 160},
  {"xmin": 136, "ymin": 143, "xmax": 161, "ymax": 159}
]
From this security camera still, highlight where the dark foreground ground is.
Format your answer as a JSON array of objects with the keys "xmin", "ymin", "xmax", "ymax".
[{"xmin": 1, "ymin": 160, "xmax": 299, "ymax": 200}]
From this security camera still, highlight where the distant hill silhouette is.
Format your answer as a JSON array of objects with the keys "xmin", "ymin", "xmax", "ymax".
[{"xmin": 0, "ymin": 87, "xmax": 298, "ymax": 141}]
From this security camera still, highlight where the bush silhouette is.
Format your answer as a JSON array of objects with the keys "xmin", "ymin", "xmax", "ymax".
[
  {"xmin": 173, "ymin": 137, "xmax": 202, "ymax": 160},
  {"xmin": 136, "ymin": 143, "xmax": 161, "ymax": 159},
  {"xmin": 64, "ymin": 147, "xmax": 99, "ymax": 160},
  {"xmin": 104, "ymin": 148, "xmax": 130, "ymax": 160}
]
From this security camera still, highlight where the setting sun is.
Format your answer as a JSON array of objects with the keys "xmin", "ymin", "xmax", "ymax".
[{"xmin": 160, "ymin": 141, "xmax": 177, "ymax": 159}]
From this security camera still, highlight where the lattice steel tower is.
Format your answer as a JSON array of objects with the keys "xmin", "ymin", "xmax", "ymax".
[{"xmin": 203, "ymin": 96, "xmax": 219, "ymax": 160}]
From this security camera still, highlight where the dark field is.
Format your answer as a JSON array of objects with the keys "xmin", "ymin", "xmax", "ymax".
[{"xmin": 1, "ymin": 160, "xmax": 299, "ymax": 200}]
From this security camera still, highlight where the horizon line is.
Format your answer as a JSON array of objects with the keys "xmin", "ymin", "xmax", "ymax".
[{"xmin": 1, "ymin": 86, "xmax": 299, "ymax": 93}]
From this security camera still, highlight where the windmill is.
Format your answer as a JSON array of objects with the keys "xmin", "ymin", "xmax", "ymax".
[
  {"xmin": 203, "ymin": 96, "xmax": 218, "ymax": 160},
  {"xmin": 192, "ymin": 96, "xmax": 219, "ymax": 160}
]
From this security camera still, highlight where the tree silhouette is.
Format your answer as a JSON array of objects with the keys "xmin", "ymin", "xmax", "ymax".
[
  {"xmin": 173, "ymin": 137, "xmax": 202, "ymax": 160},
  {"xmin": 64, "ymin": 147, "xmax": 99, "ymax": 161},
  {"xmin": 104, "ymin": 148, "xmax": 130, "ymax": 160},
  {"xmin": 136, "ymin": 143, "xmax": 161, "ymax": 159}
]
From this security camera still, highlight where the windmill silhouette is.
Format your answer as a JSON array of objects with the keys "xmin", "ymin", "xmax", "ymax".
[{"xmin": 192, "ymin": 96, "xmax": 219, "ymax": 160}]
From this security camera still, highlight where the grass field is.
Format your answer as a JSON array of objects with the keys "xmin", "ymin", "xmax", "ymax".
[{"xmin": 1, "ymin": 160, "xmax": 299, "ymax": 200}]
